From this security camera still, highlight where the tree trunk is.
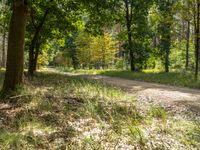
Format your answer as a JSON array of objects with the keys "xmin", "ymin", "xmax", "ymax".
[
  {"xmin": 33, "ymin": 40, "xmax": 40, "ymax": 72},
  {"xmin": 186, "ymin": 21, "xmax": 190, "ymax": 70},
  {"xmin": 195, "ymin": 0, "xmax": 200, "ymax": 80},
  {"xmin": 159, "ymin": 20, "xmax": 171, "ymax": 73},
  {"xmin": 128, "ymin": 32, "xmax": 135, "ymax": 71},
  {"xmin": 0, "ymin": 42, "xmax": 1, "ymax": 67},
  {"xmin": 28, "ymin": 40, "xmax": 36, "ymax": 76},
  {"xmin": 28, "ymin": 9, "xmax": 49, "ymax": 76},
  {"xmin": 2, "ymin": 28, "xmax": 6, "ymax": 68},
  {"xmin": 165, "ymin": 48, "xmax": 170, "ymax": 73},
  {"xmin": 162, "ymin": 24, "xmax": 171, "ymax": 73},
  {"xmin": 1, "ymin": 0, "xmax": 28, "ymax": 93},
  {"xmin": 125, "ymin": 0, "xmax": 135, "ymax": 71},
  {"xmin": 72, "ymin": 57, "xmax": 77, "ymax": 70},
  {"xmin": 28, "ymin": 27, "xmax": 41, "ymax": 76}
]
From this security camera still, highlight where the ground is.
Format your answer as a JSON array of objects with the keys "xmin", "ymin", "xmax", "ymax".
[
  {"xmin": 75, "ymin": 74, "xmax": 200, "ymax": 116},
  {"xmin": 0, "ymin": 69, "xmax": 199, "ymax": 150}
]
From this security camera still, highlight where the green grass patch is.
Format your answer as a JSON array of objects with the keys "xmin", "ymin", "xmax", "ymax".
[{"xmin": 66, "ymin": 69, "xmax": 200, "ymax": 89}]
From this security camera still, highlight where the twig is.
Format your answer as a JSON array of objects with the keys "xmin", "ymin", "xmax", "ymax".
[{"xmin": 9, "ymin": 95, "xmax": 30, "ymax": 99}]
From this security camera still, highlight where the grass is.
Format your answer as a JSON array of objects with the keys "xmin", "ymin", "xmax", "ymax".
[
  {"xmin": 0, "ymin": 70, "xmax": 199, "ymax": 149},
  {"xmin": 66, "ymin": 69, "xmax": 200, "ymax": 89}
]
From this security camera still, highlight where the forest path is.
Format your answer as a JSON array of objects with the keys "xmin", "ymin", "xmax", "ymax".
[{"xmin": 65, "ymin": 73, "xmax": 200, "ymax": 116}]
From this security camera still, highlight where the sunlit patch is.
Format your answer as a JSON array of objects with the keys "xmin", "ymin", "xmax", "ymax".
[
  {"xmin": 28, "ymin": 99, "xmax": 40, "ymax": 109},
  {"xmin": 20, "ymin": 122, "xmax": 56, "ymax": 135}
]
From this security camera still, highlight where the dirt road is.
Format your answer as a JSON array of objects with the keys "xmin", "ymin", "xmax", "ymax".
[{"xmin": 74, "ymin": 74, "xmax": 200, "ymax": 116}]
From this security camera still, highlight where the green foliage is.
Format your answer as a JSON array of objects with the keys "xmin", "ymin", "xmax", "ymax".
[
  {"xmin": 118, "ymin": 0, "xmax": 153, "ymax": 69},
  {"xmin": 115, "ymin": 58, "xmax": 124, "ymax": 69},
  {"xmin": 90, "ymin": 32, "xmax": 118, "ymax": 68},
  {"xmin": 54, "ymin": 52, "xmax": 70, "ymax": 66},
  {"xmin": 170, "ymin": 40, "xmax": 195, "ymax": 70},
  {"xmin": 57, "ymin": 31, "xmax": 118, "ymax": 69},
  {"xmin": 75, "ymin": 31, "xmax": 93, "ymax": 68}
]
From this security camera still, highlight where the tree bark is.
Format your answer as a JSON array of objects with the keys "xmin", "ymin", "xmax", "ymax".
[
  {"xmin": 165, "ymin": 47, "xmax": 170, "ymax": 73},
  {"xmin": 165, "ymin": 24, "xmax": 171, "ymax": 73},
  {"xmin": 186, "ymin": 21, "xmax": 190, "ymax": 70},
  {"xmin": 161, "ymin": 23, "xmax": 171, "ymax": 73},
  {"xmin": 128, "ymin": 30, "xmax": 135, "ymax": 71},
  {"xmin": 33, "ymin": 40, "xmax": 40, "ymax": 72},
  {"xmin": 2, "ymin": 27, "xmax": 6, "ymax": 68},
  {"xmin": 72, "ymin": 57, "xmax": 77, "ymax": 70},
  {"xmin": 28, "ymin": 28, "xmax": 39, "ymax": 76},
  {"xmin": 124, "ymin": 0, "xmax": 135, "ymax": 71},
  {"xmin": 195, "ymin": 0, "xmax": 200, "ymax": 80},
  {"xmin": 1, "ymin": 0, "xmax": 28, "ymax": 93}
]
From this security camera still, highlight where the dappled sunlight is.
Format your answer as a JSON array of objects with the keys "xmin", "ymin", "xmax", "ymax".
[
  {"xmin": 20, "ymin": 122, "xmax": 56, "ymax": 137},
  {"xmin": 0, "ymin": 71, "xmax": 199, "ymax": 149}
]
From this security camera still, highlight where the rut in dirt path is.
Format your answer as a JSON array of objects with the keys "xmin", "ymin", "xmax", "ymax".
[{"xmin": 69, "ymin": 73, "xmax": 200, "ymax": 117}]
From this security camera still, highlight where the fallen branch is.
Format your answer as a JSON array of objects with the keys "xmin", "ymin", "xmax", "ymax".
[{"xmin": 9, "ymin": 95, "xmax": 30, "ymax": 99}]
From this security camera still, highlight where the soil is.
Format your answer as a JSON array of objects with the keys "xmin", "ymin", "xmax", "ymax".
[{"xmin": 74, "ymin": 74, "xmax": 200, "ymax": 117}]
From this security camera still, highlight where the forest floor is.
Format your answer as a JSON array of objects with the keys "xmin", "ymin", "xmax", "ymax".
[{"xmin": 0, "ymin": 69, "xmax": 200, "ymax": 150}]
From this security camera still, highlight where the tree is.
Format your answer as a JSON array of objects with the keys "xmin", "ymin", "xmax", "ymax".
[
  {"xmin": 99, "ymin": 0, "xmax": 153, "ymax": 71},
  {"xmin": 0, "ymin": 0, "xmax": 10, "ymax": 68},
  {"xmin": 1, "ymin": 0, "xmax": 28, "ymax": 93},
  {"xmin": 75, "ymin": 31, "xmax": 93, "ymax": 68},
  {"xmin": 178, "ymin": 0, "xmax": 200, "ymax": 78},
  {"xmin": 91, "ymin": 32, "xmax": 118, "ymax": 69},
  {"xmin": 157, "ymin": 0, "xmax": 175, "ymax": 73},
  {"xmin": 27, "ymin": 0, "xmax": 79, "ymax": 76},
  {"xmin": 194, "ymin": 0, "xmax": 200, "ymax": 79},
  {"xmin": 123, "ymin": 0, "xmax": 135, "ymax": 71},
  {"xmin": 28, "ymin": 4, "xmax": 49, "ymax": 76},
  {"xmin": 64, "ymin": 32, "xmax": 79, "ymax": 69},
  {"xmin": 185, "ymin": 0, "xmax": 191, "ymax": 70},
  {"xmin": 60, "ymin": 30, "xmax": 118, "ymax": 69},
  {"xmin": 27, "ymin": 0, "xmax": 53, "ymax": 76}
]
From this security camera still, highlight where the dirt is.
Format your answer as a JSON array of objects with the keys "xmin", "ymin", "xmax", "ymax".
[{"xmin": 71, "ymin": 74, "xmax": 200, "ymax": 117}]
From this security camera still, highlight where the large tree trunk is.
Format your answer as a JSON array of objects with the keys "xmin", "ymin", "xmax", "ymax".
[{"xmin": 1, "ymin": 0, "xmax": 28, "ymax": 93}]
